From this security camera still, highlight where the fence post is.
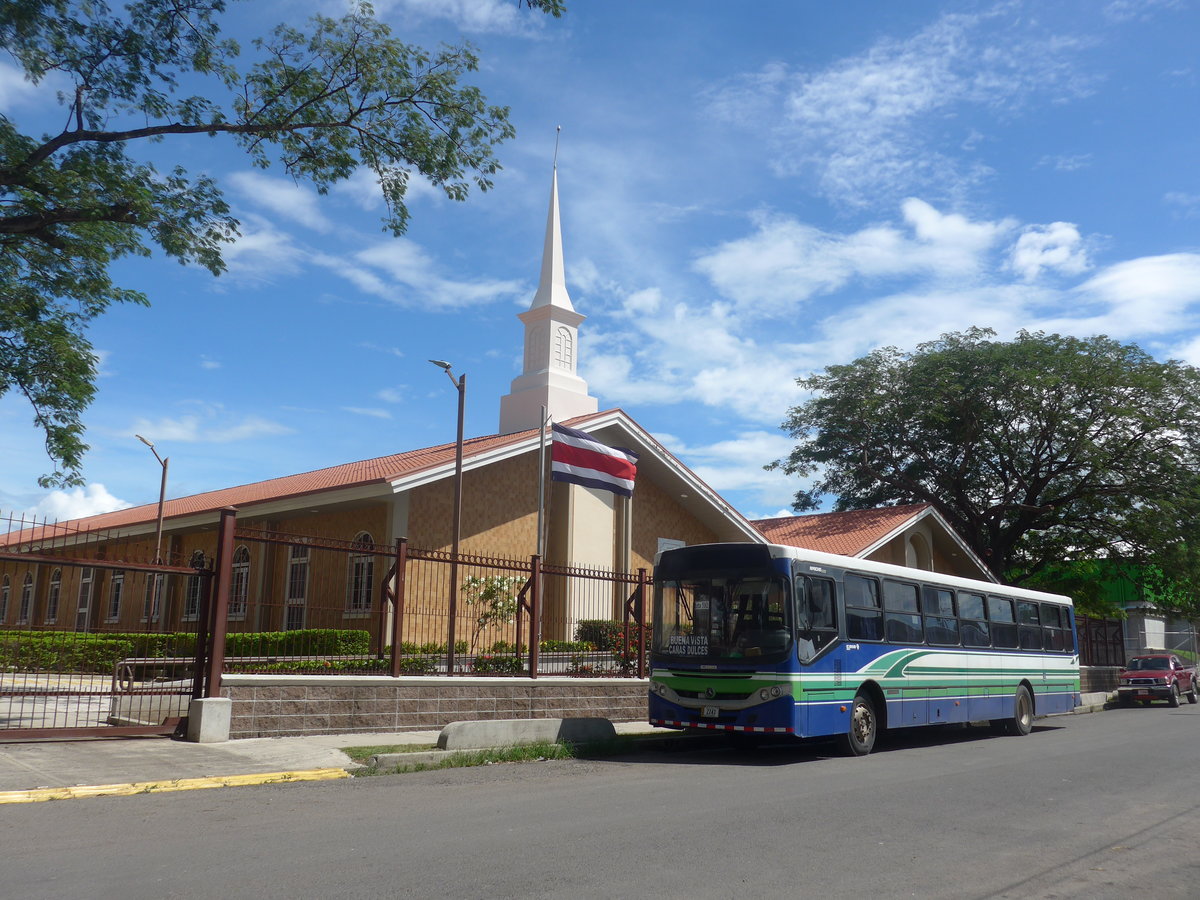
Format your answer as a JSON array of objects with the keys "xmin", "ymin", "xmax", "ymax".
[
  {"xmin": 205, "ymin": 507, "xmax": 236, "ymax": 697},
  {"xmin": 636, "ymin": 567, "xmax": 648, "ymax": 679},
  {"xmin": 528, "ymin": 554, "xmax": 542, "ymax": 679},
  {"xmin": 390, "ymin": 538, "xmax": 408, "ymax": 678},
  {"xmin": 191, "ymin": 560, "xmax": 214, "ymax": 701}
]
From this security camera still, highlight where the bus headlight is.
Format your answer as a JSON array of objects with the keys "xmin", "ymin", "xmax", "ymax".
[{"xmin": 758, "ymin": 686, "xmax": 783, "ymax": 701}]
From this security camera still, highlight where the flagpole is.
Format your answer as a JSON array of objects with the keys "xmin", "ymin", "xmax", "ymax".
[{"xmin": 537, "ymin": 407, "xmax": 548, "ymax": 558}]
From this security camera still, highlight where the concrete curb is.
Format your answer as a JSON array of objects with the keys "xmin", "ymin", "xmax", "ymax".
[{"xmin": 0, "ymin": 767, "xmax": 351, "ymax": 804}]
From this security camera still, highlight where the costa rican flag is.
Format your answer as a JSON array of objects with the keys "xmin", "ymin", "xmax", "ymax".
[{"xmin": 550, "ymin": 423, "xmax": 638, "ymax": 497}]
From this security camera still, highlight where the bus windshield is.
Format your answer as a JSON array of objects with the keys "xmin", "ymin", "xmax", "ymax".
[{"xmin": 653, "ymin": 572, "xmax": 791, "ymax": 661}]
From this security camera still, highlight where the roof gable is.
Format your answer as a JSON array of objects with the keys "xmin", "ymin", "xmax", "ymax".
[
  {"xmin": 15, "ymin": 410, "xmax": 761, "ymax": 544},
  {"xmin": 752, "ymin": 504, "xmax": 933, "ymax": 556}
]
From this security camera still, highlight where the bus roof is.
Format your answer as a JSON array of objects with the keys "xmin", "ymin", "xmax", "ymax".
[{"xmin": 656, "ymin": 541, "xmax": 1073, "ymax": 607}]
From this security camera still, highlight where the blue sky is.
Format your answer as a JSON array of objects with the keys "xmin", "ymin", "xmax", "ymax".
[{"xmin": 2, "ymin": 0, "xmax": 1199, "ymax": 523}]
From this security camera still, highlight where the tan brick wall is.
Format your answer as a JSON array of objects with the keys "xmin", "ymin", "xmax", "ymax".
[
  {"xmin": 630, "ymin": 477, "xmax": 720, "ymax": 572},
  {"xmin": 222, "ymin": 675, "xmax": 649, "ymax": 737},
  {"xmin": 407, "ymin": 452, "xmax": 540, "ymax": 558}
]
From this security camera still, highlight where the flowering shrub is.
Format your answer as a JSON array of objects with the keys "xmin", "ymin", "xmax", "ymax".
[
  {"xmin": 574, "ymin": 619, "xmax": 649, "ymax": 672},
  {"xmin": 461, "ymin": 574, "xmax": 522, "ymax": 652}
]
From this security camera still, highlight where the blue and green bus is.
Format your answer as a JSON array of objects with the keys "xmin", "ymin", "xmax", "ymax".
[{"xmin": 648, "ymin": 542, "xmax": 1081, "ymax": 755}]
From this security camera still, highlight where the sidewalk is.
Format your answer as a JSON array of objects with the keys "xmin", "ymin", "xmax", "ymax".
[
  {"xmin": 0, "ymin": 721, "xmax": 669, "ymax": 801},
  {"xmin": 0, "ymin": 693, "xmax": 1112, "ymax": 802}
]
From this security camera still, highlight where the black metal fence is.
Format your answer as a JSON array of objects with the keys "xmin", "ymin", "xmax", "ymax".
[
  {"xmin": 201, "ymin": 510, "xmax": 650, "ymax": 683},
  {"xmin": 1076, "ymin": 615, "xmax": 1126, "ymax": 667},
  {"xmin": 0, "ymin": 512, "xmax": 211, "ymax": 739}
]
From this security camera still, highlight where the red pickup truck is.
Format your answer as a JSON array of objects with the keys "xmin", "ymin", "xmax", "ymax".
[{"xmin": 1116, "ymin": 653, "xmax": 1199, "ymax": 707}]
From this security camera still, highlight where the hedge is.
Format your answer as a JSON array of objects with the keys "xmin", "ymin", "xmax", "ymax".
[{"xmin": 0, "ymin": 628, "xmax": 370, "ymax": 675}]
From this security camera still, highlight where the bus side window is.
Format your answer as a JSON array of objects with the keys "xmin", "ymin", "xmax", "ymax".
[
  {"xmin": 1041, "ymin": 603, "xmax": 1067, "ymax": 652},
  {"xmin": 883, "ymin": 580, "xmax": 922, "ymax": 644},
  {"xmin": 798, "ymin": 577, "xmax": 838, "ymax": 661},
  {"xmin": 921, "ymin": 586, "xmax": 959, "ymax": 646},
  {"xmin": 1017, "ymin": 600, "xmax": 1043, "ymax": 650},
  {"xmin": 988, "ymin": 596, "xmax": 1018, "ymax": 649},
  {"xmin": 844, "ymin": 574, "xmax": 882, "ymax": 642},
  {"xmin": 957, "ymin": 592, "xmax": 990, "ymax": 648}
]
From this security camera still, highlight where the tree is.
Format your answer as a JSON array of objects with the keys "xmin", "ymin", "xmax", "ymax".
[
  {"xmin": 773, "ymin": 328, "xmax": 1200, "ymax": 615},
  {"xmin": 461, "ymin": 574, "xmax": 521, "ymax": 652},
  {"xmin": 0, "ymin": 0, "xmax": 563, "ymax": 486}
]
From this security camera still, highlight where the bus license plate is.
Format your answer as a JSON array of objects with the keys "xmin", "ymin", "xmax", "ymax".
[{"xmin": 701, "ymin": 705, "xmax": 719, "ymax": 718}]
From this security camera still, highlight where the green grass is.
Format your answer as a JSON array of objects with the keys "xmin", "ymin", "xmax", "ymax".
[
  {"xmin": 340, "ymin": 744, "xmax": 438, "ymax": 763},
  {"xmin": 362, "ymin": 740, "xmax": 576, "ymax": 774}
]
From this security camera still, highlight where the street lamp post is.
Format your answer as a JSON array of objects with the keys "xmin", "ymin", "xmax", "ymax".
[
  {"xmin": 135, "ymin": 434, "xmax": 169, "ymax": 564},
  {"xmin": 429, "ymin": 360, "xmax": 465, "ymax": 674}
]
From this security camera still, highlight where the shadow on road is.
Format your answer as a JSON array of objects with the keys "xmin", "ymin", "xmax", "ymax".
[{"xmin": 595, "ymin": 720, "xmax": 1065, "ymax": 767}]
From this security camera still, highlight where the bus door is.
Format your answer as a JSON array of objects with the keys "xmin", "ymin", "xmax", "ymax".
[{"xmin": 795, "ymin": 573, "xmax": 839, "ymax": 735}]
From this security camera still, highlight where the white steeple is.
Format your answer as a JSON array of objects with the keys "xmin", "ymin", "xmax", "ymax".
[{"xmin": 498, "ymin": 161, "xmax": 599, "ymax": 434}]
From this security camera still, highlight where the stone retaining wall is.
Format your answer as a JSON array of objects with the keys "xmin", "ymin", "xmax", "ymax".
[
  {"xmin": 221, "ymin": 674, "xmax": 648, "ymax": 738},
  {"xmin": 1080, "ymin": 666, "xmax": 1119, "ymax": 694}
]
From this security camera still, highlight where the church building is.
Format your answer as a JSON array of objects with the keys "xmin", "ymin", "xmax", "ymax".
[{"xmin": 0, "ymin": 166, "xmax": 992, "ymax": 640}]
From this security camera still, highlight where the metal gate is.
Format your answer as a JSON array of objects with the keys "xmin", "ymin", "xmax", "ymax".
[{"xmin": 0, "ymin": 513, "xmax": 213, "ymax": 740}]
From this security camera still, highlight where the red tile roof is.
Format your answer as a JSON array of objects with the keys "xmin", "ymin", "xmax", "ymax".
[
  {"xmin": 751, "ymin": 504, "xmax": 931, "ymax": 556},
  {"xmin": 17, "ymin": 411, "xmax": 616, "ymax": 536}
]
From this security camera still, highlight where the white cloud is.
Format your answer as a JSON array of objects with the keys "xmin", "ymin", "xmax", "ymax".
[
  {"xmin": 332, "ymin": 167, "xmax": 442, "ymax": 211},
  {"xmin": 705, "ymin": 6, "xmax": 1097, "ymax": 207},
  {"xmin": 376, "ymin": 388, "xmax": 405, "ymax": 404},
  {"xmin": 130, "ymin": 412, "xmax": 294, "ymax": 444},
  {"xmin": 1052, "ymin": 254, "xmax": 1200, "ymax": 336},
  {"xmin": 220, "ymin": 214, "xmax": 306, "ymax": 280},
  {"xmin": 1165, "ymin": 192, "xmax": 1200, "ymax": 216},
  {"xmin": 1037, "ymin": 154, "xmax": 1093, "ymax": 172},
  {"xmin": 694, "ymin": 200, "xmax": 1013, "ymax": 315},
  {"xmin": 314, "ymin": 240, "xmax": 526, "ymax": 309},
  {"xmin": 658, "ymin": 430, "xmax": 803, "ymax": 512},
  {"xmin": 0, "ymin": 61, "xmax": 39, "ymax": 110},
  {"xmin": 31, "ymin": 484, "xmax": 131, "ymax": 520},
  {"xmin": 342, "ymin": 407, "xmax": 393, "ymax": 420},
  {"xmin": 380, "ymin": 0, "xmax": 556, "ymax": 35},
  {"xmin": 1008, "ymin": 222, "xmax": 1091, "ymax": 281},
  {"xmin": 200, "ymin": 356, "xmax": 221, "ymax": 370},
  {"xmin": 229, "ymin": 172, "xmax": 333, "ymax": 233}
]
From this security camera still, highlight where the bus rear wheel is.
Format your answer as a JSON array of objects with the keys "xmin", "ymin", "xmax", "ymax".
[
  {"xmin": 998, "ymin": 685, "xmax": 1034, "ymax": 736},
  {"xmin": 837, "ymin": 693, "xmax": 878, "ymax": 757}
]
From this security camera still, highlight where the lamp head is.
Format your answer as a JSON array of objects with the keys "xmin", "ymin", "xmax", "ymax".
[
  {"xmin": 135, "ymin": 434, "xmax": 154, "ymax": 449},
  {"xmin": 428, "ymin": 359, "xmax": 453, "ymax": 371}
]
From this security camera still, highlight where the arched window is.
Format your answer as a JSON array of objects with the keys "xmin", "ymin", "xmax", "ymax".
[
  {"xmin": 285, "ymin": 544, "xmax": 309, "ymax": 631},
  {"xmin": 107, "ymin": 571, "xmax": 125, "ymax": 622},
  {"xmin": 0, "ymin": 575, "xmax": 10, "ymax": 622},
  {"xmin": 906, "ymin": 534, "xmax": 932, "ymax": 571},
  {"xmin": 142, "ymin": 572, "xmax": 166, "ymax": 622},
  {"xmin": 184, "ymin": 571, "xmax": 204, "ymax": 621},
  {"xmin": 347, "ymin": 532, "xmax": 375, "ymax": 614},
  {"xmin": 229, "ymin": 545, "xmax": 251, "ymax": 620},
  {"xmin": 46, "ymin": 568, "xmax": 62, "ymax": 623},
  {"xmin": 18, "ymin": 573, "xmax": 33, "ymax": 624},
  {"xmin": 75, "ymin": 567, "xmax": 94, "ymax": 631},
  {"xmin": 553, "ymin": 326, "xmax": 574, "ymax": 369}
]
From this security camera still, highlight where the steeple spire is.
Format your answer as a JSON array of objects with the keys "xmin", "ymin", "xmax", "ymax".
[
  {"xmin": 530, "ymin": 167, "xmax": 574, "ymax": 312},
  {"xmin": 498, "ymin": 138, "xmax": 599, "ymax": 434}
]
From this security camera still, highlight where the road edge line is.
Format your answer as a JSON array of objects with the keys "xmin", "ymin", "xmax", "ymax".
[{"xmin": 0, "ymin": 767, "xmax": 351, "ymax": 803}]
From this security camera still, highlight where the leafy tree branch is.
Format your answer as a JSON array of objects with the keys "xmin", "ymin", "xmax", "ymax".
[{"xmin": 1, "ymin": 0, "xmax": 561, "ymax": 485}]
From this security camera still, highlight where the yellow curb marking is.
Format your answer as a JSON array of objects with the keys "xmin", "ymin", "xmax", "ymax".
[{"xmin": 0, "ymin": 767, "xmax": 350, "ymax": 804}]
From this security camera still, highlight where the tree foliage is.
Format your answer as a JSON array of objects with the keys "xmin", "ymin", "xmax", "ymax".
[
  {"xmin": 0, "ymin": 0, "xmax": 561, "ymax": 486},
  {"xmin": 774, "ymin": 328, "xmax": 1200, "ymax": 615}
]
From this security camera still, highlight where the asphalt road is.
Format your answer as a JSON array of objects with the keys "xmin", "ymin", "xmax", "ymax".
[{"xmin": 5, "ymin": 706, "xmax": 1200, "ymax": 900}]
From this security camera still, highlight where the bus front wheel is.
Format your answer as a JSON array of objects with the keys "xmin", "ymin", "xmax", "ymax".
[{"xmin": 838, "ymin": 693, "xmax": 878, "ymax": 757}]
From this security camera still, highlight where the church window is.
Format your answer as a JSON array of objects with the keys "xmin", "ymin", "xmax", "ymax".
[{"xmin": 554, "ymin": 326, "xmax": 573, "ymax": 369}]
